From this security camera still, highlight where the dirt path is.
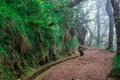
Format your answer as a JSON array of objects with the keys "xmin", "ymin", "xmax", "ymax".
[{"xmin": 35, "ymin": 48, "xmax": 114, "ymax": 80}]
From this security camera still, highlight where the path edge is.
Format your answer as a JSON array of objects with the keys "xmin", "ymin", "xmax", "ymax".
[{"xmin": 25, "ymin": 56, "xmax": 79, "ymax": 80}]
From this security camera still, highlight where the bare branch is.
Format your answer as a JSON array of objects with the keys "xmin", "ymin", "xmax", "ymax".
[{"xmin": 68, "ymin": 0, "xmax": 85, "ymax": 8}]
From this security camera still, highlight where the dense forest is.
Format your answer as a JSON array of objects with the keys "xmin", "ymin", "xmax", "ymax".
[{"xmin": 0, "ymin": 0, "xmax": 120, "ymax": 80}]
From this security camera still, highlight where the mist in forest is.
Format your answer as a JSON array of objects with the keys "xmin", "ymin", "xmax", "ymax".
[
  {"xmin": 0, "ymin": 0, "xmax": 120, "ymax": 80},
  {"xmin": 74, "ymin": 0, "xmax": 116, "ymax": 49}
]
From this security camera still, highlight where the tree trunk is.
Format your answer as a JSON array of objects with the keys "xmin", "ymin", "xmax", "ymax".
[
  {"xmin": 85, "ymin": 22, "xmax": 93, "ymax": 47},
  {"xmin": 106, "ymin": 0, "xmax": 114, "ymax": 49},
  {"xmin": 87, "ymin": 27, "xmax": 93, "ymax": 47},
  {"xmin": 96, "ymin": 0, "xmax": 100, "ymax": 45},
  {"xmin": 111, "ymin": 0, "xmax": 120, "ymax": 56},
  {"xmin": 76, "ymin": 19, "xmax": 87, "ymax": 45}
]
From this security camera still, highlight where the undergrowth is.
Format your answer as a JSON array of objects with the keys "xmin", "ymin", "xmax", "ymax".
[
  {"xmin": 107, "ymin": 48, "xmax": 117, "ymax": 53},
  {"xmin": 0, "ymin": 0, "xmax": 79, "ymax": 79},
  {"xmin": 109, "ymin": 56, "xmax": 120, "ymax": 79}
]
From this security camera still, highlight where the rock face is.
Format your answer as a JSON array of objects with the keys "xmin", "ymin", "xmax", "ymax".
[
  {"xmin": 78, "ymin": 45, "xmax": 88, "ymax": 51},
  {"xmin": 78, "ymin": 45, "xmax": 88, "ymax": 56}
]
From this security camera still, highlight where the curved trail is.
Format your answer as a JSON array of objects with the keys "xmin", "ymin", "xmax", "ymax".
[{"xmin": 35, "ymin": 48, "xmax": 114, "ymax": 80}]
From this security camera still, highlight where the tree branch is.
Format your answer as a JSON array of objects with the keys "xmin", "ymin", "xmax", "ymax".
[{"xmin": 68, "ymin": 0, "xmax": 85, "ymax": 8}]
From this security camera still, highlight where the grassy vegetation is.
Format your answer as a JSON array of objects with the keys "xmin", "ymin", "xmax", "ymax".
[
  {"xmin": 0, "ymin": 0, "xmax": 79, "ymax": 79},
  {"xmin": 109, "ymin": 56, "xmax": 120, "ymax": 79}
]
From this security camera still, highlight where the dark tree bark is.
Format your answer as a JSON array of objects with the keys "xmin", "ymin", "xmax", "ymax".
[
  {"xmin": 106, "ymin": 0, "xmax": 114, "ymax": 49},
  {"xmin": 75, "ymin": 19, "xmax": 87, "ymax": 45},
  {"xmin": 111, "ymin": 0, "xmax": 120, "ymax": 56}
]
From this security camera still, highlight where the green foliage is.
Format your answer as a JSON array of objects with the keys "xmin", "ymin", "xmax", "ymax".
[
  {"xmin": 109, "ymin": 56, "xmax": 120, "ymax": 78},
  {"xmin": 107, "ymin": 48, "xmax": 117, "ymax": 53},
  {"xmin": 114, "ymin": 56, "xmax": 120, "ymax": 69},
  {"xmin": 0, "ymin": 0, "xmax": 79, "ymax": 79}
]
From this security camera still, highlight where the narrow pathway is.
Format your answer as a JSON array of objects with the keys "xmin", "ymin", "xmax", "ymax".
[{"xmin": 35, "ymin": 48, "xmax": 114, "ymax": 80}]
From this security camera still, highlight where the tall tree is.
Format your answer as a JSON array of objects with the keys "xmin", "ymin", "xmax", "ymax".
[
  {"xmin": 106, "ymin": 0, "xmax": 114, "ymax": 49},
  {"xmin": 96, "ymin": 0, "xmax": 101, "ymax": 45},
  {"xmin": 111, "ymin": 0, "xmax": 120, "ymax": 56},
  {"xmin": 75, "ymin": 18, "xmax": 87, "ymax": 45},
  {"xmin": 85, "ymin": 23, "xmax": 94, "ymax": 47}
]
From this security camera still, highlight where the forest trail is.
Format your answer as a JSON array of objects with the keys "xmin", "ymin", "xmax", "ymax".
[{"xmin": 35, "ymin": 48, "xmax": 114, "ymax": 80}]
